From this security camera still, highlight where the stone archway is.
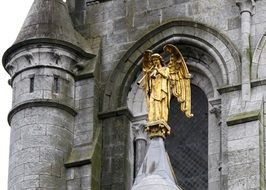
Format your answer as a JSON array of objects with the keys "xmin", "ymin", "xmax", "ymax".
[
  {"xmin": 102, "ymin": 20, "xmax": 240, "ymax": 112},
  {"xmin": 251, "ymin": 32, "xmax": 266, "ymax": 80},
  {"xmin": 101, "ymin": 20, "xmax": 240, "ymax": 190},
  {"xmin": 126, "ymin": 39, "xmax": 223, "ymax": 189}
]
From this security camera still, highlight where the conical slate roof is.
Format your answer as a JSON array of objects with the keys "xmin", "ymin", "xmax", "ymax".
[
  {"xmin": 3, "ymin": 0, "xmax": 94, "ymax": 65},
  {"xmin": 132, "ymin": 137, "xmax": 182, "ymax": 190}
]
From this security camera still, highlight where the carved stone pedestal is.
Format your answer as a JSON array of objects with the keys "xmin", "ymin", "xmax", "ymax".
[{"xmin": 145, "ymin": 120, "xmax": 171, "ymax": 139}]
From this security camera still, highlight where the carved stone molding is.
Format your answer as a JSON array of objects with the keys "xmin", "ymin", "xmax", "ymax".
[
  {"xmin": 210, "ymin": 105, "xmax": 221, "ymax": 119},
  {"xmin": 132, "ymin": 123, "xmax": 148, "ymax": 141},
  {"xmin": 209, "ymin": 99, "xmax": 222, "ymax": 125},
  {"xmin": 236, "ymin": 0, "xmax": 256, "ymax": 15}
]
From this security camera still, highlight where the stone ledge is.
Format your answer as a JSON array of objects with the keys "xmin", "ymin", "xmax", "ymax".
[
  {"xmin": 251, "ymin": 78, "xmax": 266, "ymax": 88},
  {"xmin": 3, "ymin": 39, "xmax": 96, "ymax": 68},
  {"xmin": 98, "ymin": 106, "xmax": 133, "ymax": 120},
  {"xmin": 10, "ymin": 65, "xmax": 75, "ymax": 86},
  {"xmin": 226, "ymin": 110, "xmax": 261, "ymax": 126},
  {"xmin": 8, "ymin": 99, "xmax": 77, "ymax": 125},
  {"xmin": 217, "ymin": 79, "xmax": 266, "ymax": 95},
  {"xmin": 217, "ymin": 84, "xmax": 241, "ymax": 94},
  {"xmin": 65, "ymin": 144, "xmax": 93, "ymax": 168}
]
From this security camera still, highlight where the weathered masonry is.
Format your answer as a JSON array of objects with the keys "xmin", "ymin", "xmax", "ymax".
[{"xmin": 2, "ymin": 0, "xmax": 266, "ymax": 189}]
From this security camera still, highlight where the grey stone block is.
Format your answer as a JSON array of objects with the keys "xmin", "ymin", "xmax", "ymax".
[
  {"xmin": 133, "ymin": 10, "xmax": 161, "ymax": 28},
  {"xmin": 8, "ymin": 175, "xmax": 24, "ymax": 190},
  {"xmin": 17, "ymin": 147, "xmax": 40, "ymax": 165},
  {"xmin": 66, "ymin": 168, "xmax": 75, "ymax": 180},
  {"xmin": 22, "ymin": 178, "xmax": 39, "ymax": 189},
  {"xmin": 132, "ymin": 0, "xmax": 148, "ymax": 12},
  {"xmin": 40, "ymin": 147, "xmax": 64, "ymax": 164},
  {"xmin": 75, "ymin": 122, "xmax": 93, "ymax": 134},
  {"xmin": 24, "ymin": 162, "xmax": 52, "ymax": 176},
  {"xmin": 21, "ymin": 124, "xmax": 46, "ymax": 138},
  {"xmin": 39, "ymin": 175, "xmax": 61, "ymax": 188},
  {"xmin": 113, "ymin": 18, "xmax": 128, "ymax": 33},
  {"xmin": 81, "ymin": 177, "xmax": 91, "ymax": 190},
  {"xmin": 67, "ymin": 178, "xmax": 81, "ymax": 190},
  {"xmin": 75, "ymin": 84, "xmax": 94, "ymax": 99},
  {"xmin": 46, "ymin": 125, "xmax": 73, "ymax": 142},
  {"xmin": 228, "ymin": 16, "xmax": 241, "ymax": 30},
  {"xmin": 162, "ymin": 4, "xmax": 186, "ymax": 20},
  {"xmin": 80, "ymin": 165, "xmax": 91, "ymax": 177},
  {"xmin": 77, "ymin": 98, "xmax": 94, "ymax": 110},
  {"xmin": 228, "ymin": 162, "xmax": 259, "ymax": 180},
  {"xmin": 9, "ymin": 164, "xmax": 24, "ymax": 181},
  {"xmin": 75, "ymin": 108, "xmax": 94, "ymax": 124},
  {"xmin": 74, "ymin": 130, "xmax": 93, "ymax": 146}
]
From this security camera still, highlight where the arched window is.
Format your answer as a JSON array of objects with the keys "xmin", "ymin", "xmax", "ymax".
[{"xmin": 165, "ymin": 84, "xmax": 208, "ymax": 190}]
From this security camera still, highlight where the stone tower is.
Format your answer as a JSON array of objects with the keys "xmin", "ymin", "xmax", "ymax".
[
  {"xmin": 3, "ymin": 0, "xmax": 101, "ymax": 189},
  {"xmin": 3, "ymin": 0, "xmax": 266, "ymax": 189}
]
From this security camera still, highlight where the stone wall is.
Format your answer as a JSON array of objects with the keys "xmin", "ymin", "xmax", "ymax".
[
  {"xmin": 4, "ymin": 0, "xmax": 266, "ymax": 189},
  {"xmin": 72, "ymin": 0, "xmax": 266, "ymax": 189}
]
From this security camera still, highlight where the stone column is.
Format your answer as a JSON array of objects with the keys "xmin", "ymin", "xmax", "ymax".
[
  {"xmin": 236, "ymin": 0, "xmax": 256, "ymax": 101},
  {"xmin": 132, "ymin": 123, "xmax": 148, "ymax": 176}
]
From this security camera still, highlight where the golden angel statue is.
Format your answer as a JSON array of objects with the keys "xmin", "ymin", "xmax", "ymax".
[{"xmin": 138, "ymin": 44, "xmax": 193, "ymax": 138}]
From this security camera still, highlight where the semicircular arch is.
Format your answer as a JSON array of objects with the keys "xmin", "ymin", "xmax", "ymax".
[
  {"xmin": 102, "ymin": 20, "xmax": 241, "ymax": 111},
  {"xmin": 252, "ymin": 33, "xmax": 266, "ymax": 80}
]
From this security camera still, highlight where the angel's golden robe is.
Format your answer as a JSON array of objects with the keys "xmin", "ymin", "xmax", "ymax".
[{"xmin": 148, "ymin": 66, "xmax": 170, "ymax": 122}]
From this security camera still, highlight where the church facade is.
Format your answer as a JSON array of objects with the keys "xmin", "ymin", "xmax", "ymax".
[{"xmin": 3, "ymin": 0, "xmax": 266, "ymax": 189}]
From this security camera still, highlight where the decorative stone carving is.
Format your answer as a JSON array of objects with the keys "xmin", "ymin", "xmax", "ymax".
[
  {"xmin": 24, "ymin": 54, "xmax": 34, "ymax": 65},
  {"xmin": 132, "ymin": 123, "xmax": 148, "ymax": 176},
  {"xmin": 210, "ymin": 99, "xmax": 222, "ymax": 125},
  {"xmin": 236, "ymin": 0, "xmax": 256, "ymax": 14},
  {"xmin": 210, "ymin": 105, "xmax": 221, "ymax": 119},
  {"xmin": 132, "ymin": 123, "xmax": 148, "ymax": 141}
]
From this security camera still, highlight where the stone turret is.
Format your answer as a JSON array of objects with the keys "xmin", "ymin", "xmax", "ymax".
[{"xmin": 2, "ymin": 0, "xmax": 95, "ymax": 189}]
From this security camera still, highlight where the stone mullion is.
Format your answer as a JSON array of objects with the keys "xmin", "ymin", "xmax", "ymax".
[
  {"xmin": 132, "ymin": 123, "xmax": 148, "ymax": 176},
  {"xmin": 236, "ymin": 0, "xmax": 256, "ymax": 101}
]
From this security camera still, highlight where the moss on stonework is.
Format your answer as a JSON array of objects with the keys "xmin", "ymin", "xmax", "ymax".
[
  {"xmin": 226, "ymin": 110, "xmax": 261, "ymax": 126},
  {"xmin": 64, "ymin": 145, "xmax": 93, "ymax": 167}
]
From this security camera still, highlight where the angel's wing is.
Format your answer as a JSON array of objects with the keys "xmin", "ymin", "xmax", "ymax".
[
  {"xmin": 164, "ymin": 44, "xmax": 193, "ymax": 118},
  {"xmin": 143, "ymin": 50, "xmax": 153, "ymax": 72}
]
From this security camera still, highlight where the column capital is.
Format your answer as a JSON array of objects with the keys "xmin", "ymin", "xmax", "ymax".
[
  {"xmin": 236, "ymin": 0, "xmax": 256, "ymax": 15},
  {"xmin": 132, "ymin": 123, "xmax": 148, "ymax": 141}
]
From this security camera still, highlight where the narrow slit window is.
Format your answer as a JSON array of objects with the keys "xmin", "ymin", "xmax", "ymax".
[
  {"xmin": 54, "ymin": 76, "xmax": 59, "ymax": 93},
  {"xmin": 30, "ymin": 76, "xmax": 34, "ymax": 93}
]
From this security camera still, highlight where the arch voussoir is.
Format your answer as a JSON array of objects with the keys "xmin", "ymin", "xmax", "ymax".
[{"xmin": 102, "ymin": 20, "xmax": 241, "ymax": 111}]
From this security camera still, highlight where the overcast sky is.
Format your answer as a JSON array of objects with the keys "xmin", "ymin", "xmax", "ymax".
[{"xmin": 0, "ymin": 0, "xmax": 34, "ymax": 188}]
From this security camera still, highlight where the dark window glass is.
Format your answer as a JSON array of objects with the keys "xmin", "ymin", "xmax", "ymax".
[
  {"xmin": 29, "ymin": 76, "xmax": 34, "ymax": 93},
  {"xmin": 165, "ymin": 84, "xmax": 208, "ymax": 190},
  {"xmin": 54, "ymin": 76, "xmax": 59, "ymax": 93}
]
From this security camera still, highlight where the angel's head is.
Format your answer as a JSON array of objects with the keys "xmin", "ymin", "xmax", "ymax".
[{"xmin": 151, "ymin": 53, "xmax": 164, "ymax": 68}]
